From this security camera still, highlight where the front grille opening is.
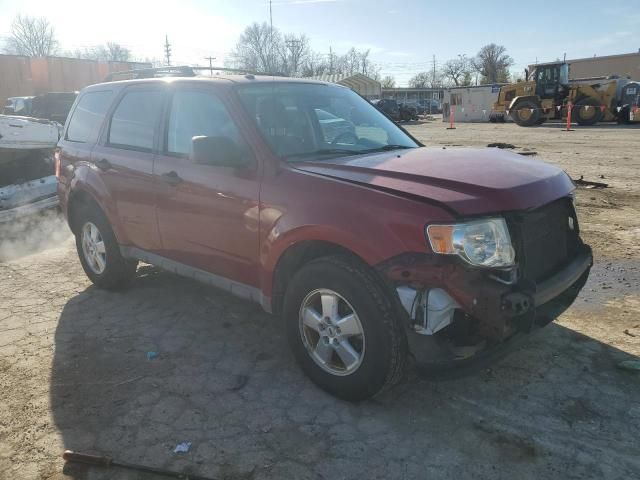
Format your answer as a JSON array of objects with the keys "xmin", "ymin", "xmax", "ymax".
[{"xmin": 508, "ymin": 198, "xmax": 580, "ymax": 283}]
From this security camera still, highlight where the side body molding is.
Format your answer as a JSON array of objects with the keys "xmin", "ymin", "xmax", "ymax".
[{"xmin": 120, "ymin": 246, "xmax": 272, "ymax": 313}]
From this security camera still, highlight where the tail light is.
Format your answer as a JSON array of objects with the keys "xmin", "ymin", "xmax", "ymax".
[{"xmin": 54, "ymin": 149, "xmax": 61, "ymax": 178}]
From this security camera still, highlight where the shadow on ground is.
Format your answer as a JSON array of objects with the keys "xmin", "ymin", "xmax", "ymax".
[{"xmin": 51, "ymin": 267, "xmax": 640, "ymax": 480}]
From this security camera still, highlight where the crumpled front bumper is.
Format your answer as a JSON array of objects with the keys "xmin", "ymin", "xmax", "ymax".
[{"xmin": 377, "ymin": 244, "xmax": 593, "ymax": 367}]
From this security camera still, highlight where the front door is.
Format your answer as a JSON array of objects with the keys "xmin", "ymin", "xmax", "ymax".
[{"xmin": 154, "ymin": 87, "xmax": 261, "ymax": 287}]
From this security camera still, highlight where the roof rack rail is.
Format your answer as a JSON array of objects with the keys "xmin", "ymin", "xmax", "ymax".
[{"xmin": 103, "ymin": 66, "xmax": 197, "ymax": 82}]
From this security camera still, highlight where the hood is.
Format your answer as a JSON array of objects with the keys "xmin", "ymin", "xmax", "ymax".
[{"xmin": 293, "ymin": 147, "xmax": 574, "ymax": 216}]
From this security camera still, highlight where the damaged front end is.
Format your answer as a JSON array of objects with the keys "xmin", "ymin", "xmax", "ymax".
[
  {"xmin": 379, "ymin": 197, "xmax": 592, "ymax": 371},
  {"xmin": 0, "ymin": 115, "xmax": 61, "ymax": 224}
]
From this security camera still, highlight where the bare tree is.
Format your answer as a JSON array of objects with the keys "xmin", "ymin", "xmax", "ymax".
[
  {"xmin": 381, "ymin": 76, "xmax": 396, "ymax": 88},
  {"xmin": 68, "ymin": 42, "xmax": 131, "ymax": 62},
  {"xmin": 229, "ymin": 24, "xmax": 381, "ymax": 79},
  {"xmin": 442, "ymin": 55, "xmax": 472, "ymax": 86},
  {"xmin": 301, "ymin": 51, "xmax": 327, "ymax": 77},
  {"xmin": 104, "ymin": 42, "xmax": 131, "ymax": 62},
  {"xmin": 4, "ymin": 15, "xmax": 58, "ymax": 57},
  {"xmin": 228, "ymin": 22, "xmax": 282, "ymax": 73},
  {"xmin": 408, "ymin": 72, "xmax": 430, "ymax": 88},
  {"xmin": 280, "ymin": 34, "xmax": 310, "ymax": 77},
  {"xmin": 474, "ymin": 44, "xmax": 514, "ymax": 83},
  {"xmin": 409, "ymin": 70, "xmax": 443, "ymax": 89}
]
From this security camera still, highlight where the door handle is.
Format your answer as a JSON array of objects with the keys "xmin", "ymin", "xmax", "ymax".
[
  {"xmin": 160, "ymin": 170, "xmax": 183, "ymax": 186},
  {"xmin": 95, "ymin": 158, "xmax": 111, "ymax": 171}
]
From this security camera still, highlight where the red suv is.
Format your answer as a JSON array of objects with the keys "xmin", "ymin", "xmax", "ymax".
[{"xmin": 57, "ymin": 74, "xmax": 592, "ymax": 401}]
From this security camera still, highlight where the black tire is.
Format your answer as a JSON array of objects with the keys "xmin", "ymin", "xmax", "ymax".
[
  {"xmin": 283, "ymin": 256, "xmax": 407, "ymax": 401},
  {"xmin": 74, "ymin": 204, "xmax": 137, "ymax": 290},
  {"xmin": 573, "ymin": 97, "xmax": 603, "ymax": 126},
  {"xmin": 617, "ymin": 106, "xmax": 631, "ymax": 124},
  {"xmin": 510, "ymin": 99, "xmax": 542, "ymax": 127}
]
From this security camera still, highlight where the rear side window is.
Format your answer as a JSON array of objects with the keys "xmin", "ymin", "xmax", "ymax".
[
  {"xmin": 66, "ymin": 91, "xmax": 112, "ymax": 143},
  {"xmin": 108, "ymin": 90, "xmax": 164, "ymax": 151}
]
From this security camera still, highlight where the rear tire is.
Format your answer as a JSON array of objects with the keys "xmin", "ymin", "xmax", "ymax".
[
  {"xmin": 510, "ymin": 100, "xmax": 541, "ymax": 127},
  {"xmin": 75, "ymin": 205, "xmax": 137, "ymax": 290},
  {"xmin": 284, "ymin": 256, "xmax": 407, "ymax": 401},
  {"xmin": 573, "ymin": 97, "xmax": 603, "ymax": 126}
]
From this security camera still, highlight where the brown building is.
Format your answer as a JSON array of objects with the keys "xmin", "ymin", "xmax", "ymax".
[
  {"xmin": 0, "ymin": 55, "xmax": 151, "ymax": 105},
  {"xmin": 530, "ymin": 52, "xmax": 640, "ymax": 80}
]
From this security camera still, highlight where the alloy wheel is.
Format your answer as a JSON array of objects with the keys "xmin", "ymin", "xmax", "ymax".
[
  {"xmin": 81, "ymin": 222, "xmax": 107, "ymax": 274},
  {"xmin": 299, "ymin": 289, "xmax": 366, "ymax": 376}
]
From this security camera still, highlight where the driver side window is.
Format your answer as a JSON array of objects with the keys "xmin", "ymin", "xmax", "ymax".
[{"xmin": 166, "ymin": 90, "xmax": 245, "ymax": 160}]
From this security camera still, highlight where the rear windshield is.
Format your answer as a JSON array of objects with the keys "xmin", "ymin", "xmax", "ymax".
[{"xmin": 236, "ymin": 83, "xmax": 418, "ymax": 161}]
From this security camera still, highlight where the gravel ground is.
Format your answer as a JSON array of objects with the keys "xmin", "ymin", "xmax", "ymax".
[{"xmin": 1, "ymin": 120, "xmax": 638, "ymax": 480}]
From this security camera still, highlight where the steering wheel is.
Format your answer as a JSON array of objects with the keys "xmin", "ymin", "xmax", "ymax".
[{"xmin": 331, "ymin": 131, "xmax": 359, "ymax": 146}]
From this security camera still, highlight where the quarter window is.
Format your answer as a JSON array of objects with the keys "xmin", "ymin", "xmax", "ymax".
[
  {"xmin": 166, "ymin": 90, "xmax": 244, "ymax": 158},
  {"xmin": 66, "ymin": 91, "xmax": 112, "ymax": 143},
  {"xmin": 108, "ymin": 90, "xmax": 164, "ymax": 151}
]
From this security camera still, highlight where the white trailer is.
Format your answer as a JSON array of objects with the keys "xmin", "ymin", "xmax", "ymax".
[{"xmin": 442, "ymin": 84, "xmax": 507, "ymax": 123}]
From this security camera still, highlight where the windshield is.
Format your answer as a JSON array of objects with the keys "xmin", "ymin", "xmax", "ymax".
[{"xmin": 236, "ymin": 82, "xmax": 418, "ymax": 161}]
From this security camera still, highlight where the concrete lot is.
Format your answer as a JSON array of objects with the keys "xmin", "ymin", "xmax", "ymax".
[{"xmin": 1, "ymin": 120, "xmax": 639, "ymax": 480}]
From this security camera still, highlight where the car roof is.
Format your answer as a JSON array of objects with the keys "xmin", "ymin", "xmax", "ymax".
[{"xmin": 82, "ymin": 75, "xmax": 346, "ymax": 93}]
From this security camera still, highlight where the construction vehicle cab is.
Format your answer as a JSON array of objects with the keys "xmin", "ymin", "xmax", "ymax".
[
  {"xmin": 619, "ymin": 82, "xmax": 640, "ymax": 123},
  {"xmin": 533, "ymin": 63, "xmax": 569, "ymax": 100}
]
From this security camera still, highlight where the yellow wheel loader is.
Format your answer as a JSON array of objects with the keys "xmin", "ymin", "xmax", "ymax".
[{"xmin": 493, "ymin": 62, "xmax": 639, "ymax": 126}]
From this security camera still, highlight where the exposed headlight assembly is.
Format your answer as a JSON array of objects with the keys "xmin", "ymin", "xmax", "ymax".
[{"xmin": 426, "ymin": 218, "xmax": 515, "ymax": 268}]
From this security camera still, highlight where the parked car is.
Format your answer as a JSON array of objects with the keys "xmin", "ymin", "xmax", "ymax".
[
  {"xmin": 31, "ymin": 92, "xmax": 78, "ymax": 124},
  {"xmin": 1, "ymin": 115, "xmax": 61, "ymax": 224},
  {"xmin": 3, "ymin": 92, "xmax": 77, "ymax": 124},
  {"xmin": 3, "ymin": 96, "xmax": 35, "ymax": 116},
  {"xmin": 57, "ymin": 74, "xmax": 592, "ymax": 401},
  {"xmin": 417, "ymin": 99, "xmax": 442, "ymax": 114},
  {"xmin": 406, "ymin": 101, "xmax": 426, "ymax": 115},
  {"xmin": 398, "ymin": 102, "xmax": 419, "ymax": 121},
  {"xmin": 371, "ymin": 98, "xmax": 400, "ymax": 121}
]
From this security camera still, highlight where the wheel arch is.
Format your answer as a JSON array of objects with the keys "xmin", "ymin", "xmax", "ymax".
[
  {"xmin": 508, "ymin": 95, "xmax": 540, "ymax": 111},
  {"xmin": 270, "ymin": 239, "xmax": 376, "ymax": 317},
  {"xmin": 67, "ymin": 188, "xmax": 105, "ymax": 235}
]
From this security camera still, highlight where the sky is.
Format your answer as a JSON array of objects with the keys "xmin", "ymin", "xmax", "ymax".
[{"xmin": 0, "ymin": 0, "xmax": 639, "ymax": 86}]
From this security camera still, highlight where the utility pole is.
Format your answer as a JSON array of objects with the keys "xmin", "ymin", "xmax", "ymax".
[
  {"xmin": 164, "ymin": 35, "xmax": 172, "ymax": 66},
  {"xmin": 432, "ymin": 54, "xmax": 437, "ymax": 87},
  {"xmin": 269, "ymin": 0, "xmax": 274, "ymax": 72},
  {"xmin": 328, "ymin": 46, "xmax": 334, "ymax": 75},
  {"xmin": 430, "ymin": 54, "xmax": 437, "ymax": 114},
  {"xmin": 285, "ymin": 38, "xmax": 301, "ymax": 76},
  {"xmin": 204, "ymin": 56, "xmax": 216, "ymax": 76}
]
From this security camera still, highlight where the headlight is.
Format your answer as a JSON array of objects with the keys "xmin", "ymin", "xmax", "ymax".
[{"xmin": 426, "ymin": 217, "xmax": 515, "ymax": 267}]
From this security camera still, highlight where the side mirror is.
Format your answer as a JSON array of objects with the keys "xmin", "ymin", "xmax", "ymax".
[{"xmin": 190, "ymin": 136, "xmax": 252, "ymax": 167}]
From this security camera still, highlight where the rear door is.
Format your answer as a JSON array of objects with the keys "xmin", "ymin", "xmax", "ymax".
[
  {"xmin": 153, "ymin": 86, "xmax": 261, "ymax": 286},
  {"xmin": 90, "ymin": 85, "xmax": 166, "ymax": 251},
  {"xmin": 58, "ymin": 88, "xmax": 115, "ymax": 206}
]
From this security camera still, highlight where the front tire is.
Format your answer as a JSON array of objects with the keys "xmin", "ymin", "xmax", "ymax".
[
  {"xmin": 75, "ymin": 205, "xmax": 137, "ymax": 290},
  {"xmin": 573, "ymin": 97, "xmax": 603, "ymax": 126},
  {"xmin": 510, "ymin": 100, "xmax": 541, "ymax": 126},
  {"xmin": 284, "ymin": 256, "xmax": 407, "ymax": 401}
]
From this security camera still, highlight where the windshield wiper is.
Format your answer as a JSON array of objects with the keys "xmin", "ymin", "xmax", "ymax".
[
  {"xmin": 361, "ymin": 144, "xmax": 414, "ymax": 154},
  {"xmin": 284, "ymin": 148, "xmax": 363, "ymax": 161}
]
